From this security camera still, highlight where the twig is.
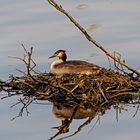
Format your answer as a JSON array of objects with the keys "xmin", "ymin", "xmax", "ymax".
[
  {"xmin": 58, "ymin": 84, "xmax": 79, "ymax": 102},
  {"xmin": 133, "ymin": 97, "xmax": 140, "ymax": 118},
  {"xmin": 11, "ymin": 97, "xmax": 33, "ymax": 121},
  {"xmin": 58, "ymin": 116, "xmax": 94, "ymax": 140},
  {"xmin": 96, "ymin": 81, "xmax": 108, "ymax": 103},
  {"xmin": 47, "ymin": 0, "xmax": 140, "ymax": 77},
  {"xmin": 9, "ymin": 44, "xmax": 36, "ymax": 78},
  {"xmin": 109, "ymin": 92, "xmax": 140, "ymax": 99},
  {"xmin": 21, "ymin": 44, "xmax": 36, "ymax": 77},
  {"xmin": 88, "ymin": 115, "xmax": 100, "ymax": 134}
]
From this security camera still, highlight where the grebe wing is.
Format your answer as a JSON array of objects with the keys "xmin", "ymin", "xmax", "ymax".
[
  {"xmin": 66, "ymin": 60, "xmax": 100, "ymax": 67},
  {"xmin": 56, "ymin": 60, "xmax": 100, "ymax": 69}
]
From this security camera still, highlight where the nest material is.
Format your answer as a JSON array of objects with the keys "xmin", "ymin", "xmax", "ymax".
[{"xmin": 2, "ymin": 68, "xmax": 140, "ymax": 106}]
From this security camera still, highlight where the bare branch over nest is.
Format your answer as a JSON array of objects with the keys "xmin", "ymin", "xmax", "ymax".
[{"xmin": 47, "ymin": 0, "xmax": 140, "ymax": 77}]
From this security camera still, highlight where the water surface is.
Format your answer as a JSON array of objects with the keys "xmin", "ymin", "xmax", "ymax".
[{"xmin": 0, "ymin": 0, "xmax": 140, "ymax": 140}]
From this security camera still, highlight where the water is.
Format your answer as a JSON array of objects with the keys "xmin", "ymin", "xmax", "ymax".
[{"xmin": 0, "ymin": 0, "xmax": 140, "ymax": 140}]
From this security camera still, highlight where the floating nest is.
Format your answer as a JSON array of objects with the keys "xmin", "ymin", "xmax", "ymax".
[{"xmin": 1, "ymin": 68, "xmax": 140, "ymax": 107}]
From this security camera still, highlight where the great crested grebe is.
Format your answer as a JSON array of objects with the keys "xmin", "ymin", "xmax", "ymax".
[{"xmin": 49, "ymin": 50, "xmax": 101, "ymax": 75}]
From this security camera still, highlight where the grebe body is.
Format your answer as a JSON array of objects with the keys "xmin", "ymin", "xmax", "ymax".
[{"xmin": 49, "ymin": 50, "xmax": 101, "ymax": 75}]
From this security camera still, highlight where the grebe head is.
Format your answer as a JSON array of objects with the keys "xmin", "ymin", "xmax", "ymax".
[{"xmin": 49, "ymin": 50, "xmax": 67, "ymax": 61}]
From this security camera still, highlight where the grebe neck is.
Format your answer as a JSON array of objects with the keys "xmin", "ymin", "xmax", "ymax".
[{"xmin": 51, "ymin": 59, "xmax": 64, "ymax": 70}]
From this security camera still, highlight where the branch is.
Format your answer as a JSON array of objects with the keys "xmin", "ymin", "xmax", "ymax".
[
  {"xmin": 47, "ymin": 0, "xmax": 140, "ymax": 77},
  {"xmin": 9, "ymin": 44, "xmax": 37, "ymax": 78}
]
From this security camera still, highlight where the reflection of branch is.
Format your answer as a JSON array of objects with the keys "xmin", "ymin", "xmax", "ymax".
[
  {"xmin": 48, "ymin": 0, "xmax": 140, "ymax": 77},
  {"xmin": 88, "ymin": 115, "xmax": 100, "ymax": 133},
  {"xmin": 133, "ymin": 97, "xmax": 140, "ymax": 118},
  {"xmin": 58, "ymin": 117, "xmax": 94, "ymax": 140},
  {"xmin": 11, "ymin": 97, "xmax": 34, "ymax": 121}
]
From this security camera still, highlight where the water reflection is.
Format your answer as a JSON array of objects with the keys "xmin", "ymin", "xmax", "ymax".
[
  {"xmin": 51, "ymin": 102, "xmax": 96, "ymax": 140},
  {"xmin": 7, "ymin": 94, "xmax": 138, "ymax": 140},
  {"xmin": 53, "ymin": 102, "xmax": 96, "ymax": 120}
]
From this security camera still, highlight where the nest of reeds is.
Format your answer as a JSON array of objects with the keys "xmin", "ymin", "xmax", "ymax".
[
  {"xmin": 0, "ymin": 45, "xmax": 140, "ymax": 118},
  {"xmin": 2, "ymin": 68, "xmax": 140, "ymax": 104}
]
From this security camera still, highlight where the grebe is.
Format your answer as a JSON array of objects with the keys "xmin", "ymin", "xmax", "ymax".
[{"xmin": 49, "ymin": 50, "xmax": 101, "ymax": 75}]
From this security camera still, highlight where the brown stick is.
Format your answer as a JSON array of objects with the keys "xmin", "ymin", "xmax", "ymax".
[{"xmin": 48, "ymin": 0, "xmax": 140, "ymax": 77}]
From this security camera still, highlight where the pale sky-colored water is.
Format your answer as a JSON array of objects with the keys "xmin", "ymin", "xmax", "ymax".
[{"xmin": 0, "ymin": 0, "xmax": 140, "ymax": 140}]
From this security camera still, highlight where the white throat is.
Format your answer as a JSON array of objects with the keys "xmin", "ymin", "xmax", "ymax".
[{"xmin": 50, "ymin": 59, "xmax": 64, "ymax": 71}]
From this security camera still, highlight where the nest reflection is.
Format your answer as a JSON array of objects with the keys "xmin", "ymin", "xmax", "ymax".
[
  {"xmin": 50, "ymin": 95, "xmax": 135, "ymax": 140},
  {"xmin": 53, "ymin": 103, "xmax": 96, "ymax": 120},
  {"xmin": 51, "ymin": 101, "xmax": 101, "ymax": 140}
]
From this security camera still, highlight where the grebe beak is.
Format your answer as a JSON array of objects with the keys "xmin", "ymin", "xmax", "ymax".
[{"xmin": 48, "ymin": 54, "xmax": 56, "ymax": 59}]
